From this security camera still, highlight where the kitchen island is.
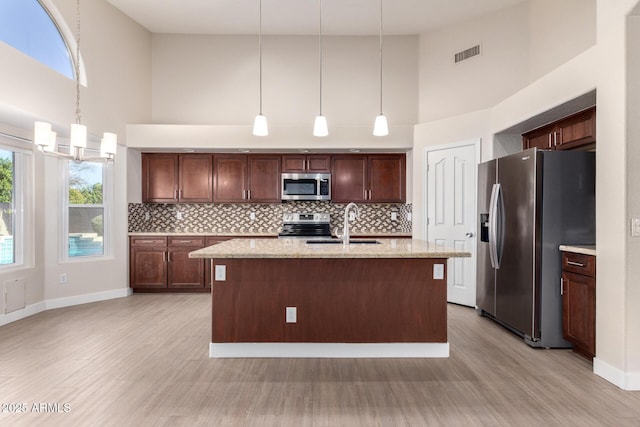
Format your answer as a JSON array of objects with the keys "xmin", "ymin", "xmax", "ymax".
[{"xmin": 189, "ymin": 238, "xmax": 470, "ymax": 358}]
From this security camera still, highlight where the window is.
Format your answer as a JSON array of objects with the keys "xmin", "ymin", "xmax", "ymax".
[
  {"xmin": 0, "ymin": 147, "xmax": 25, "ymax": 267},
  {"xmin": 64, "ymin": 161, "xmax": 111, "ymax": 259},
  {"xmin": 0, "ymin": 0, "xmax": 74, "ymax": 79}
]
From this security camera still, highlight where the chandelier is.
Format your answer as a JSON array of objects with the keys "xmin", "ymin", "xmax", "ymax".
[{"xmin": 33, "ymin": 0, "xmax": 116, "ymax": 162}]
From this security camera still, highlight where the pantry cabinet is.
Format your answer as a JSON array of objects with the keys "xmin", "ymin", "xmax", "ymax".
[
  {"xmin": 331, "ymin": 154, "xmax": 406, "ymax": 203},
  {"xmin": 523, "ymin": 107, "xmax": 596, "ymax": 151},
  {"xmin": 561, "ymin": 251, "xmax": 596, "ymax": 359}
]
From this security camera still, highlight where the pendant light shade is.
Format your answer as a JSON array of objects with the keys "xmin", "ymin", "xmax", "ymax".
[
  {"xmin": 313, "ymin": 115, "xmax": 328, "ymax": 137},
  {"xmin": 253, "ymin": 0, "xmax": 268, "ymax": 136},
  {"xmin": 70, "ymin": 123, "xmax": 87, "ymax": 148},
  {"xmin": 253, "ymin": 114, "xmax": 269, "ymax": 136},
  {"xmin": 314, "ymin": 0, "xmax": 328, "ymax": 137},
  {"xmin": 373, "ymin": 114, "xmax": 389, "ymax": 137},
  {"xmin": 373, "ymin": 0, "xmax": 389, "ymax": 137}
]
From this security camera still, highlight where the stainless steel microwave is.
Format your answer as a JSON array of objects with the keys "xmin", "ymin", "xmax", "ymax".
[{"xmin": 281, "ymin": 173, "xmax": 331, "ymax": 201}]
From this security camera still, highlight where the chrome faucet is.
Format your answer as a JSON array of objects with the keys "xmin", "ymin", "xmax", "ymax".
[{"xmin": 335, "ymin": 202, "xmax": 360, "ymax": 245}]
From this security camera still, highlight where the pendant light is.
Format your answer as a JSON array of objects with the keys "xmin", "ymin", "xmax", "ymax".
[
  {"xmin": 33, "ymin": 0, "xmax": 116, "ymax": 162},
  {"xmin": 313, "ymin": 0, "xmax": 328, "ymax": 137},
  {"xmin": 373, "ymin": 0, "xmax": 389, "ymax": 137},
  {"xmin": 252, "ymin": 0, "xmax": 269, "ymax": 136}
]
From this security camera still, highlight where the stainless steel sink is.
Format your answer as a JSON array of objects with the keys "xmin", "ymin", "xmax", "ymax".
[{"xmin": 306, "ymin": 239, "xmax": 380, "ymax": 245}]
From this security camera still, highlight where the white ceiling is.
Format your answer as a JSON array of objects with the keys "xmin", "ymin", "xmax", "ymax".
[{"xmin": 104, "ymin": 0, "xmax": 527, "ymax": 36}]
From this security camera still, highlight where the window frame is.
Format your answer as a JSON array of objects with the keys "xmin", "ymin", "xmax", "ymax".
[
  {"xmin": 60, "ymin": 158, "xmax": 113, "ymax": 263},
  {"xmin": 0, "ymin": 141, "xmax": 29, "ymax": 270}
]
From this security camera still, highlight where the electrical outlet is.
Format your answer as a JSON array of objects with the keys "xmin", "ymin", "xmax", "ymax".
[
  {"xmin": 349, "ymin": 212, "xmax": 356, "ymax": 221},
  {"xmin": 407, "ymin": 213, "xmax": 412, "ymax": 221},
  {"xmin": 632, "ymin": 218, "xmax": 640, "ymax": 237},
  {"xmin": 176, "ymin": 211, "xmax": 183, "ymax": 220},
  {"xmin": 214, "ymin": 265, "xmax": 226, "ymax": 281},
  {"xmin": 286, "ymin": 307, "xmax": 297, "ymax": 323},
  {"xmin": 59, "ymin": 273, "xmax": 67, "ymax": 284},
  {"xmin": 433, "ymin": 264, "xmax": 444, "ymax": 280},
  {"xmin": 250, "ymin": 212, "xmax": 256, "ymax": 220},
  {"xmin": 144, "ymin": 212, "xmax": 150, "ymax": 221},
  {"xmin": 391, "ymin": 212, "xmax": 398, "ymax": 221}
]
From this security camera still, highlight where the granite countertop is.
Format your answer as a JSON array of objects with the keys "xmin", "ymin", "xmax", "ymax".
[
  {"xmin": 128, "ymin": 232, "xmax": 413, "ymax": 238},
  {"xmin": 559, "ymin": 244, "xmax": 596, "ymax": 256},
  {"xmin": 189, "ymin": 238, "xmax": 471, "ymax": 259}
]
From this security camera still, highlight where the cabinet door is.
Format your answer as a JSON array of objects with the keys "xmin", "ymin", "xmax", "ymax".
[
  {"xmin": 562, "ymin": 271, "xmax": 595, "ymax": 358},
  {"xmin": 522, "ymin": 127, "xmax": 553, "ymax": 151},
  {"xmin": 331, "ymin": 155, "xmax": 367, "ymax": 203},
  {"xmin": 130, "ymin": 246, "xmax": 167, "ymax": 288},
  {"xmin": 179, "ymin": 154, "xmax": 213, "ymax": 202},
  {"xmin": 282, "ymin": 155, "xmax": 331, "ymax": 173},
  {"xmin": 368, "ymin": 155, "xmax": 406, "ymax": 203},
  {"xmin": 168, "ymin": 247, "xmax": 205, "ymax": 288},
  {"xmin": 281, "ymin": 155, "xmax": 307, "ymax": 173},
  {"xmin": 557, "ymin": 107, "xmax": 596, "ymax": 150},
  {"xmin": 213, "ymin": 155, "xmax": 248, "ymax": 203},
  {"xmin": 248, "ymin": 155, "xmax": 281, "ymax": 202},
  {"xmin": 306, "ymin": 155, "xmax": 331, "ymax": 172},
  {"xmin": 142, "ymin": 154, "xmax": 179, "ymax": 203}
]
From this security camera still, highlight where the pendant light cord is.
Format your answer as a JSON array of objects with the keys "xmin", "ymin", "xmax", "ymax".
[
  {"xmin": 258, "ymin": 0, "xmax": 263, "ymax": 115},
  {"xmin": 75, "ymin": 0, "xmax": 82, "ymax": 124},
  {"xmin": 379, "ymin": 0, "xmax": 383, "ymax": 116},
  {"xmin": 318, "ymin": 0, "xmax": 323, "ymax": 115}
]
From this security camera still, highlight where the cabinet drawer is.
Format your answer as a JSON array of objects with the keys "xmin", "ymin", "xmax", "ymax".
[
  {"xmin": 130, "ymin": 236, "xmax": 167, "ymax": 247},
  {"xmin": 562, "ymin": 252, "xmax": 595, "ymax": 277},
  {"xmin": 168, "ymin": 236, "xmax": 205, "ymax": 247}
]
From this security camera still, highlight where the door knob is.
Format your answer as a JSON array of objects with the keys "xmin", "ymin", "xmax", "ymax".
[{"xmin": 465, "ymin": 232, "xmax": 474, "ymax": 238}]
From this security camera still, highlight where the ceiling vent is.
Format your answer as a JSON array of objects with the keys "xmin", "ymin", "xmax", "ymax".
[{"xmin": 454, "ymin": 44, "xmax": 481, "ymax": 63}]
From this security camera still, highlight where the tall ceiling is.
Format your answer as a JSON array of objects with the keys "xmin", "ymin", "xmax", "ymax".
[{"xmin": 104, "ymin": 0, "xmax": 527, "ymax": 36}]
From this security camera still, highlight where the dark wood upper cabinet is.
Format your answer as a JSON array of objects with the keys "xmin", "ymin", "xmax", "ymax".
[
  {"xmin": 331, "ymin": 154, "xmax": 405, "ymax": 203},
  {"xmin": 213, "ymin": 154, "xmax": 281, "ymax": 203},
  {"xmin": 282, "ymin": 154, "xmax": 331, "ymax": 173},
  {"xmin": 142, "ymin": 154, "xmax": 179, "ymax": 203},
  {"xmin": 142, "ymin": 153, "xmax": 213, "ymax": 203},
  {"xmin": 523, "ymin": 107, "xmax": 596, "ymax": 151},
  {"xmin": 213, "ymin": 155, "xmax": 248, "ymax": 203}
]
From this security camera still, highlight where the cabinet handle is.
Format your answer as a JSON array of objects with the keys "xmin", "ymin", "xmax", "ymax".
[
  {"xmin": 177, "ymin": 240, "xmax": 192, "ymax": 244},
  {"xmin": 553, "ymin": 132, "xmax": 558, "ymax": 147},
  {"xmin": 560, "ymin": 277, "xmax": 564, "ymax": 296},
  {"xmin": 168, "ymin": 252, "xmax": 172, "ymax": 263},
  {"xmin": 179, "ymin": 189, "xmax": 182, "ymax": 199},
  {"xmin": 247, "ymin": 189, "xmax": 251, "ymax": 200},
  {"xmin": 567, "ymin": 261, "xmax": 585, "ymax": 267},
  {"xmin": 163, "ymin": 251, "xmax": 167, "ymax": 263},
  {"xmin": 548, "ymin": 134, "xmax": 552, "ymax": 149}
]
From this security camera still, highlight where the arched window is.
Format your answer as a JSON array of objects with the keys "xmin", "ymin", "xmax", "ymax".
[{"xmin": 0, "ymin": 0, "xmax": 74, "ymax": 79}]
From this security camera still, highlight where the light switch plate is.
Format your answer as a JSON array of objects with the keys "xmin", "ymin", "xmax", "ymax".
[
  {"xmin": 214, "ymin": 265, "xmax": 226, "ymax": 281},
  {"xmin": 433, "ymin": 264, "xmax": 445, "ymax": 280},
  {"xmin": 632, "ymin": 218, "xmax": 640, "ymax": 237}
]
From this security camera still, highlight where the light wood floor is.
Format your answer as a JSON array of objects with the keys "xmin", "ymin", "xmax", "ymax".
[{"xmin": 0, "ymin": 294, "xmax": 638, "ymax": 426}]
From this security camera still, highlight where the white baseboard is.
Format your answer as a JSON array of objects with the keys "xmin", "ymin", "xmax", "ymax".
[
  {"xmin": 209, "ymin": 342, "xmax": 450, "ymax": 358},
  {"xmin": 0, "ymin": 301, "xmax": 46, "ymax": 326},
  {"xmin": 45, "ymin": 288, "xmax": 132, "ymax": 310},
  {"xmin": 0, "ymin": 288, "xmax": 132, "ymax": 327},
  {"xmin": 594, "ymin": 357, "xmax": 640, "ymax": 391}
]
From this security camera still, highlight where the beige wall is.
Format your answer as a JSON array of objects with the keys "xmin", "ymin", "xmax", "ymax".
[
  {"xmin": 528, "ymin": 0, "xmax": 596, "ymax": 81},
  {"xmin": 0, "ymin": 0, "xmax": 151, "ymax": 314}
]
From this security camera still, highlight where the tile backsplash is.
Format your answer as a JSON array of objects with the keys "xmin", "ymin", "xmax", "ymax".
[{"xmin": 128, "ymin": 202, "xmax": 412, "ymax": 235}]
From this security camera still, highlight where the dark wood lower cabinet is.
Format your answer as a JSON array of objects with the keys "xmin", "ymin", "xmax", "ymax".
[
  {"xmin": 561, "ymin": 252, "xmax": 596, "ymax": 360},
  {"xmin": 130, "ymin": 236, "xmax": 207, "ymax": 293}
]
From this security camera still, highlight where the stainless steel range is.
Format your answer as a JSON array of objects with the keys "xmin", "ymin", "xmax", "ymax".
[{"xmin": 278, "ymin": 212, "xmax": 332, "ymax": 239}]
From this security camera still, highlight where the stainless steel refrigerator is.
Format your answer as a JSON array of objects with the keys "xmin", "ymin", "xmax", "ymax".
[{"xmin": 476, "ymin": 148, "xmax": 595, "ymax": 348}]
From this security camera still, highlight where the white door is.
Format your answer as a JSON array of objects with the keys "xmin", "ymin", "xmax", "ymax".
[{"xmin": 426, "ymin": 142, "xmax": 477, "ymax": 307}]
